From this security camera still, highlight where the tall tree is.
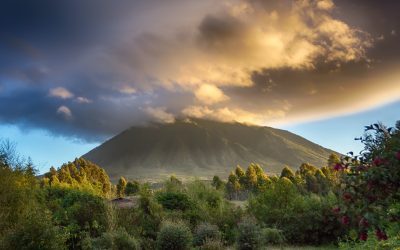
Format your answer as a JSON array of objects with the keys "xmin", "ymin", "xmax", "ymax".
[
  {"xmin": 116, "ymin": 177, "xmax": 127, "ymax": 197},
  {"xmin": 280, "ymin": 166, "xmax": 295, "ymax": 181},
  {"xmin": 327, "ymin": 153, "xmax": 340, "ymax": 168},
  {"xmin": 245, "ymin": 165, "xmax": 258, "ymax": 190}
]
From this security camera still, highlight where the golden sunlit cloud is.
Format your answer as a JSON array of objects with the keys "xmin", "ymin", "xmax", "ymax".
[
  {"xmin": 194, "ymin": 84, "xmax": 229, "ymax": 105},
  {"xmin": 2, "ymin": 0, "xmax": 398, "ymax": 139},
  {"xmin": 56, "ymin": 105, "xmax": 73, "ymax": 120},
  {"xmin": 49, "ymin": 87, "xmax": 74, "ymax": 99},
  {"xmin": 144, "ymin": 107, "xmax": 175, "ymax": 124}
]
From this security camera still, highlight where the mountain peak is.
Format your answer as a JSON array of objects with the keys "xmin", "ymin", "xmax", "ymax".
[{"xmin": 83, "ymin": 119, "xmax": 336, "ymax": 180}]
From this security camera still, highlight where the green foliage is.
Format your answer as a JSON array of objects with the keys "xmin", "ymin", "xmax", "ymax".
[
  {"xmin": 0, "ymin": 140, "xmax": 66, "ymax": 249},
  {"xmin": 156, "ymin": 221, "xmax": 193, "ymax": 250},
  {"xmin": 227, "ymin": 164, "xmax": 272, "ymax": 199},
  {"xmin": 212, "ymin": 175, "xmax": 224, "ymax": 190},
  {"xmin": 200, "ymin": 237, "xmax": 225, "ymax": 250},
  {"xmin": 328, "ymin": 153, "xmax": 341, "ymax": 168},
  {"xmin": 248, "ymin": 179, "xmax": 344, "ymax": 244},
  {"xmin": 336, "ymin": 122, "xmax": 400, "ymax": 241},
  {"xmin": 245, "ymin": 164, "xmax": 258, "ymax": 190},
  {"xmin": 260, "ymin": 228, "xmax": 285, "ymax": 245},
  {"xmin": 185, "ymin": 181, "xmax": 243, "ymax": 244},
  {"xmin": 226, "ymin": 171, "xmax": 241, "ymax": 199},
  {"xmin": 125, "ymin": 180, "xmax": 140, "ymax": 196},
  {"xmin": 43, "ymin": 158, "xmax": 112, "ymax": 197},
  {"xmin": 193, "ymin": 223, "xmax": 221, "ymax": 246},
  {"xmin": 164, "ymin": 175, "xmax": 184, "ymax": 192},
  {"xmin": 89, "ymin": 228, "xmax": 140, "ymax": 250},
  {"xmin": 116, "ymin": 176, "xmax": 127, "ymax": 197},
  {"xmin": 1, "ymin": 210, "xmax": 67, "ymax": 250},
  {"xmin": 338, "ymin": 221, "xmax": 400, "ymax": 250},
  {"xmin": 280, "ymin": 166, "xmax": 295, "ymax": 181},
  {"xmin": 0, "ymin": 160, "xmax": 38, "ymax": 233},
  {"xmin": 43, "ymin": 186, "xmax": 111, "ymax": 248},
  {"xmin": 156, "ymin": 191, "xmax": 192, "ymax": 211},
  {"xmin": 236, "ymin": 219, "xmax": 262, "ymax": 250},
  {"xmin": 297, "ymin": 163, "xmax": 318, "ymax": 176},
  {"xmin": 136, "ymin": 186, "xmax": 163, "ymax": 243}
]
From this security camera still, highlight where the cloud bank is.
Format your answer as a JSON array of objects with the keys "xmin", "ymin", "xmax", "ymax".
[{"xmin": 0, "ymin": 0, "xmax": 399, "ymax": 141}]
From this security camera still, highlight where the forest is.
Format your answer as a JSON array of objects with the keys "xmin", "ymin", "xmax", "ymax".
[{"xmin": 0, "ymin": 122, "xmax": 399, "ymax": 250}]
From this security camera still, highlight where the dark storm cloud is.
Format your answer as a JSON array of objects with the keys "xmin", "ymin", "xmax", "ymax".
[
  {"xmin": 333, "ymin": 0, "xmax": 400, "ymax": 62},
  {"xmin": 0, "ymin": 0, "xmax": 399, "ymax": 141}
]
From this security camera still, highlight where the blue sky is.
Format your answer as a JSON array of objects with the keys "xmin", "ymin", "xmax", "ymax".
[
  {"xmin": 282, "ymin": 100, "xmax": 400, "ymax": 156},
  {"xmin": 0, "ymin": 125, "xmax": 98, "ymax": 173},
  {"xmin": 2, "ymin": 100, "xmax": 398, "ymax": 174}
]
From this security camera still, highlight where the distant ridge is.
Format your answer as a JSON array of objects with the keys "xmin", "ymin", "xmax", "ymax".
[{"xmin": 83, "ymin": 118, "xmax": 337, "ymax": 180}]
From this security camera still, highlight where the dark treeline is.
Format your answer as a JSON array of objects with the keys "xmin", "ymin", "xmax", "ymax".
[{"xmin": 0, "ymin": 122, "xmax": 399, "ymax": 249}]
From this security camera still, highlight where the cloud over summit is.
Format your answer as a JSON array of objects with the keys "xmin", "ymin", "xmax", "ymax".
[{"xmin": 0, "ymin": 0, "xmax": 399, "ymax": 141}]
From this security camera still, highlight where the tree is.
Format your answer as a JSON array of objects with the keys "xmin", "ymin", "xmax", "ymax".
[
  {"xmin": 211, "ymin": 175, "xmax": 224, "ymax": 190},
  {"xmin": 42, "ymin": 158, "xmax": 112, "ymax": 197},
  {"xmin": 328, "ymin": 153, "xmax": 341, "ymax": 168},
  {"xmin": 245, "ymin": 165, "xmax": 258, "ymax": 190},
  {"xmin": 251, "ymin": 164, "xmax": 264, "ymax": 176},
  {"xmin": 337, "ymin": 122, "xmax": 400, "ymax": 241},
  {"xmin": 280, "ymin": 166, "xmax": 295, "ymax": 181},
  {"xmin": 226, "ymin": 171, "xmax": 241, "ymax": 199},
  {"xmin": 125, "ymin": 181, "xmax": 140, "ymax": 196},
  {"xmin": 116, "ymin": 177, "xmax": 127, "ymax": 197},
  {"xmin": 297, "ymin": 163, "xmax": 317, "ymax": 177},
  {"xmin": 235, "ymin": 165, "xmax": 246, "ymax": 186}
]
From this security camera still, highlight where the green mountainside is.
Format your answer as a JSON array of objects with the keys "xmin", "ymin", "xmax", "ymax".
[{"xmin": 83, "ymin": 119, "xmax": 337, "ymax": 180}]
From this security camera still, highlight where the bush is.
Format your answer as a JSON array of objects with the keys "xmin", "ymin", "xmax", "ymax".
[
  {"xmin": 1, "ymin": 210, "xmax": 67, "ymax": 250},
  {"xmin": 338, "ymin": 215, "xmax": 400, "ymax": 250},
  {"xmin": 134, "ymin": 187, "xmax": 163, "ymax": 248},
  {"xmin": 236, "ymin": 219, "xmax": 262, "ymax": 250},
  {"xmin": 43, "ymin": 186, "xmax": 112, "ymax": 248},
  {"xmin": 125, "ymin": 181, "xmax": 140, "ymax": 196},
  {"xmin": 156, "ymin": 192, "xmax": 192, "ymax": 211},
  {"xmin": 156, "ymin": 221, "xmax": 192, "ymax": 250},
  {"xmin": 336, "ymin": 122, "xmax": 400, "ymax": 240},
  {"xmin": 200, "ymin": 238, "xmax": 225, "ymax": 250},
  {"xmin": 248, "ymin": 180, "xmax": 343, "ymax": 244},
  {"xmin": 260, "ymin": 228, "xmax": 285, "ymax": 245},
  {"xmin": 193, "ymin": 223, "xmax": 221, "ymax": 246},
  {"xmin": 90, "ymin": 228, "xmax": 140, "ymax": 250}
]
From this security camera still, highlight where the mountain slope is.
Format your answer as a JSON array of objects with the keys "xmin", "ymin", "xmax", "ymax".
[{"xmin": 83, "ymin": 119, "xmax": 337, "ymax": 180}]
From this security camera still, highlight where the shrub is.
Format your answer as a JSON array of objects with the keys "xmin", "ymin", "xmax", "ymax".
[
  {"xmin": 193, "ymin": 223, "xmax": 221, "ymax": 246},
  {"xmin": 43, "ymin": 186, "xmax": 111, "ymax": 248},
  {"xmin": 156, "ymin": 221, "xmax": 193, "ymax": 250},
  {"xmin": 200, "ymin": 238, "xmax": 225, "ymax": 250},
  {"xmin": 260, "ymin": 228, "xmax": 285, "ymax": 245},
  {"xmin": 1, "ymin": 210, "xmax": 67, "ymax": 250},
  {"xmin": 338, "ymin": 224, "xmax": 400, "ymax": 250},
  {"xmin": 236, "ymin": 219, "xmax": 262, "ymax": 250},
  {"xmin": 135, "ymin": 187, "xmax": 163, "ymax": 243},
  {"xmin": 90, "ymin": 228, "xmax": 140, "ymax": 250},
  {"xmin": 125, "ymin": 181, "xmax": 140, "ymax": 196},
  {"xmin": 336, "ymin": 122, "xmax": 400, "ymax": 240},
  {"xmin": 210, "ymin": 203, "xmax": 244, "ymax": 245},
  {"xmin": 156, "ymin": 192, "xmax": 192, "ymax": 211},
  {"xmin": 248, "ymin": 180, "xmax": 343, "ymax": 244}
]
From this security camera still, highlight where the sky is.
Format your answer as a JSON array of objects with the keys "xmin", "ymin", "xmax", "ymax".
[{"xmin": 0, "ymin": 0, "xmax": 399, "ymax": 173}]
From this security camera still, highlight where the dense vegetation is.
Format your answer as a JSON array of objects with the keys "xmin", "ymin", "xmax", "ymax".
[{"xmin": 0, "ymin": 121, "xmax": 399, "ymax": 249}]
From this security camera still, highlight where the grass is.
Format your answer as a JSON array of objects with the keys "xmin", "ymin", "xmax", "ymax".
[{"xmin": 265, "ymin": 246, "xmax": 337, "ymax": 250}]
